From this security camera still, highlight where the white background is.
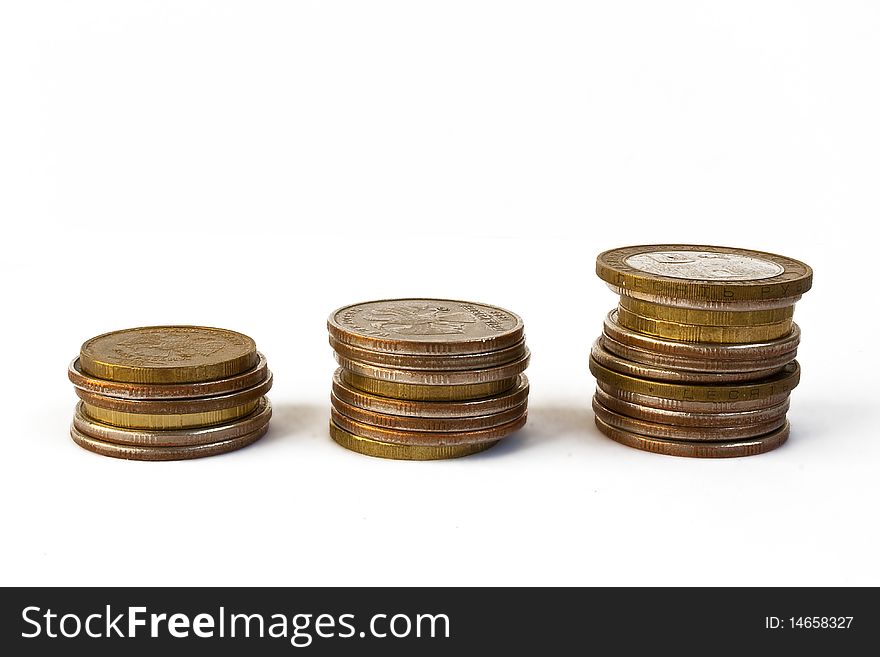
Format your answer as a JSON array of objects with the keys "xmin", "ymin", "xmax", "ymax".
[{"xmin": 1, "ymin": 1, "xmax": 877, "ymax": 586}]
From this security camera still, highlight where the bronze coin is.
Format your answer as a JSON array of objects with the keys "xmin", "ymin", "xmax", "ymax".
[
  {"xmin": 331, "ymin": 392, "xmax": 528, "ymax": 432},
  {"xmin": 342, "ymin": 371, "xmax": 519, "ymax": 402},
  {"xmin": 332, "ymin": 369, "xmax": 530, "ymax": 418},
  {"xmin": 72, "ymin": 398, "xmax": 273, "ymax": 447},
  {"xmin": 330, "ymin": 407, "xmax": 527, "ymax": 447},
  {"xmin": 329, "ymin": 421, "xmax": 500, "ymax": 461},
  {"xmin": 596, "ymin": 380, "xmax": 792, "ymax": 413},
  {"xmin": 594, "ymin": 416, "xmax": 790, "ymax": 458},
  {"xmin": 70, "ymin": 423, "xmax": 269, "ymax": 460},
  {"xmin": 615, "ymin": 305, "xmax": 794, "ymax": 343},
  {"xmin": 79, "ymin": 326, "xmax": 259, "ymax": 384},
  {"xmin": 592, "ymin": 396, "xmax": 787, "ymax": 441},
  {"xmin": 593, "ymin": 387, "xmax": 789, "ymax": 428},
  {"xmin": 329, "ymin": 335, "xmax": 527, "ymax": 371},
  {"xmin": 334, "ymin": 350, "xmax": 529, "ymax": 386},
  {"xmin": 68, "ymin": 353, "xmax": 269, "ymax": 400},
  {"xmin": 328, "ymin": 299, "xmax": 524, "ymax": 355}
]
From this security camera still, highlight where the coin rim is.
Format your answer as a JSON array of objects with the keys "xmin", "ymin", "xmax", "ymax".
[
  {"xmin": 334, "ymin": 350, "xmax": 530, "ymax": 385},
  {"xmin": 342, "ymin": 371, "xmax": 520, "ymax": 401},
  {"xmin": 329, "ymin": 421, "xmax": 500, "ymax": 460},
  {"xmin": 329, "ymin": 335, "xmax": 527, "ymax": 371},
  {"xmin": 614, "ymin": 305, "xmax": 793, "ymax": 343}
]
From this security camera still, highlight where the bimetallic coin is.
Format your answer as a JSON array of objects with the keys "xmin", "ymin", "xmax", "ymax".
[
  {"xmin": 604, "ymin": 311, "xmax": 801, "ymax": 360},
  {"xmin": 330, "ymin": 422, "xmax": 500, "ymax": 460},
  {"xmin": 68, "ymin": 354, "xmax": 269, "ymax": 400},
  {"xmin": 328, "ymin": 299, "xmax": 524, "ymax": 355},
  {"xmin": 600, "ymin": 333, "xmax": 797, "ymax": 373},
  {"xmin": 615, "ymin": 306, "xmax": 793, "ymax": 343},
  {"xmin": 596, "ymin": 380, "xmax": 792, "ymax": 413},
  {"xmin": 330, "ymin": 407, "xmax": 527, "ymax": 447},
  {"xmin": 594, "ymin": 416, "xmax": 790, "ymax": 458},
  {"xmin": 592, "ymin": 396, "xmax": 786, "ymax": 441},
  {"xmin": 591, "ymin": 339, "xmax": 782, "ymax": 383},
  {"xmin": 332, "ymin": 369, "xmax": 530, "ymax": 418},
  {"xmin": 329, "ymin": 336, "xmax": 527, "ymax": 371},
  {"xmin": 72, "ymin": 398, "xmax": 272, "ymax": 447},
  {"xmin": 589, "ymin": 358, "xmax": 800, "ymax": 403},
  {"xmin": 80, "ymin": 326, "xmax": 258, "ymax": 384},
  {"xmin": 334, "ymin": 350, "xmax": 529, "ymax": 386},
  {"xmin": 594, "ymin": 387, "xmax": 789, "ymax": 428},
  {"xmin": 619, "ymin": 296, "xmax": 795, "ymax": 326},
  {"xmin": 596, "ymin": 245, "xmax": 813, "ymax": 303},
  {"xmin": 332, "ymin": 392, "xmax": 528, "ymax": 432},
  {"xmin": 82, "ymin": 399, "xmax": 261, "ymax": 430},
  {"xmin": 342, "ymin": 371, "xmax": 519, "ymax": 401},
  {"xmin": 70, "ymin": 423, "xmax": 269, "ymax": 461},
  {"xmin": 73, "ymin": 372, "xmax": 273, "ymax": 414}
]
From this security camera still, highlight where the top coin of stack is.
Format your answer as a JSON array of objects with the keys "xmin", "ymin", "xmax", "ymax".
[
  {"xmin": 327, "ymin": 299, "xmax": 530, "ymax": 460},
  {"xmin": 590, "ymin": 245, "xmax": 812, "ymax": 458},
  {"xmin": 68, "ymin": 326, "xmax": 273, "ymax": 460}
]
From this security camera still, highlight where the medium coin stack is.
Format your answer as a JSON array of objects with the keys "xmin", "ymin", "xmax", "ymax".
[
  {"xmin": 68, "ymin": 326, "xmax": 273, "ymax": 460},
  {"xmin": 590, "ymin": 245, "xmax": 812, "ymax": 458},
  {"xmin": 327, "ymin": 299, "xmax": 530, "ymax": 460}
]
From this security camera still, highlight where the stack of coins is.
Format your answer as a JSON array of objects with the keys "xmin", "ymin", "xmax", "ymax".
[
  {"xmin": 68, "ymin": 326, "xmax": 272, "ymax": 460},
  {"xmin": 327, "ymin": 299, "xmax": 530, "ymax": 460},
  {"xmin": 590, "ymin": 245, "xmax": 812, "ymax": 458}
]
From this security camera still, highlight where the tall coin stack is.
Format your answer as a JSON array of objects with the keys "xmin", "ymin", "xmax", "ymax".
[
  {"xmin": 68, "ymin": 326, "xmax": 273, "ymax": 460},
  {"xmin": 590, "ymin": 245, "xmax": 812, "ymax": 458},
  {"xmin": 327, "ymin": 299, "xmax": 530, "ymax": 460}
]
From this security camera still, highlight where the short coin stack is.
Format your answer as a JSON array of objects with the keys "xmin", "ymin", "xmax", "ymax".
[
  {"xmin": 327, "ymin": 299, "xmax": 530, "ymax": 460},
  {"xmin": 68, "ymin": 326, "xmax": 272, "ymax": 460},
  {"xmin": 590, "ymin": 245, "xmax": 812, "ymax": 458}
]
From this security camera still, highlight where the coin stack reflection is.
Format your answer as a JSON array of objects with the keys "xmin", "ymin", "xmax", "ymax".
[
  {"xmin": 68, "ymin": 326, "xmax": 272, "ymax": 460},
  {"xmin": 327, "ymin": 299, "xmax": 530, "ymax": 459},
  {"xmin": 590, "ymin": 246, "xmax": 812, "ymax": 458}
]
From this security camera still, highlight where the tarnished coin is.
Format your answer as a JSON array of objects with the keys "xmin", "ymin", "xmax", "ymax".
[
  {"xmin": 342, "ymin": 371, "xmax": 519, "ymax": 401},
  {"xmin": 330, "ymin": 407, "xmax": 527, "ymax": 447},
  {"xmin": 591, "ymin": 339, "xmax": 782, "ymax": 383},
  {"xmin": 596, "ymin": 380, "xmax": 792, "ymax": 413},
  {"xmin": 72, "ymin": 398, "xmax": 273, "ymax": 447},
  {"xmin": 74, "ymin": 372, "xmax": 273, "ymax": 414},
  {"xmin": 592, "ymin": 396, "xmax": 787, "ymax": 441},
  {"xmin": 81, "ymin": 399, "xmax": 262, "ymax": 430},
  {"xmin": 589, "ymin": 357, "xmax": 800, "ymax": 403},
  {"xmin": 596, "ymin": 245, "xmax": 813, "ymax": 304},
  {"xmin": 619, "ymin": 296, "xmax": 795, "ymax": 326},
  {"xmin": 328, "ymin": 299, "xmax": 524, "ymax": 355},
  {"xmin": 68, "ymin": 354, "xmax": 269, "ymax": 400},
  {"xmin": 329, "ymin": 336, "xmax": 527, "ymax": 371},
  {"xmin": 600, "ymin": 332, "xmax": 797, "ymax": 373},
  {"xmin": 332, "ymin": 370, "xmax": 529, "ymax": 418},
  {"xmin": 594, "ymin": 387, "xmax": 789, "ymax": 428},
  {"xmin": 334, "ymin": 350, "xmax": 529, "ymax": 386},
  {"xmin": 330, "ymin": 422, "xmax": 499, "ymax": 460},
  {"xmin": 70, "ymin": 423, "xmax": 269, "ymax": 461},
  {"xmin": 594, "ymin": 416, "xmax": 790, "ymax": 458},
  {"xmin": 80, "ymin": 326, "xmax": 258, "ymax": 384},
  {"xmin": 332, "ymin": 392, "xmax": 528, "ymax": 432},
  {"xmin": 615, "ymin": 306, "xmax": 793, "ymax": 343},
  {"xmin": 604, "ymin": 311, "xmax": 801, "ymax": 361}
]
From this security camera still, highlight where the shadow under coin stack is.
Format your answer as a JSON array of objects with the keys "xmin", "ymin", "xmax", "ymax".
[
  {"xmin": 327, "ymin": 299, "xmax": 530, "ymax": 460},
  {"xmin": 590, "ymin": 245, "xmax": 812, "ymax": 458},
  {"xmin": 68, "ymin": 326, "xmax": 272, "ymax": 460}
]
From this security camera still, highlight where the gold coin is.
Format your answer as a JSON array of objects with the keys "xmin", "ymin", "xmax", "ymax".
[
  {"xmin": 329, "ymin": 421, "xmax": 500, "ymax": 460},
  {"xmin": 592, "ymin": 396, "xmax": 787, "ymax": 441},
  {"xmin": 332, "ymin": 369, "xmax": 530, "ymax": 419},
  {"xmin": 70, "ymin": 423, "xmax": 269, "ymax": 461},
  {"xmin": 589, "ymin": 357, "xmax": 800, "ymax": 403},
  {"xmin": 594, "ymin": 416, "xmax": 790, "ymax": 458},
  {"xmin": 72, "ymin": 398, "xmax": 273, "ymax": 447},
  {"xmin": 615, "ymin": 306, "xmax": 793, "ymax": 343},
  {"xmin": 82, "ymin": 399, "xmax": 261, "ymax": 430},
  {"xmin": 328, "ymin": 299, "xmax": 524, "ymax": 355},
  {"xmin": 333, "ymin": 350, "xmax": 529, "ymax": 386},
  {"xmin": 619, "ymin": 296, "xmax": 795, "ymax": 326},
  {"xmin": 596, "ymin": 245, "xmax": 812, "ymax": 303},
  {"xmin": 329, "ymin": 336, "xmax": 527, "ymax": 371},
  {"xmin": 342, "ymin": 371, "xmax": 518, "ymax": 401},
  {"xmin": 79, "ymin": 326, "xmax": 258, "ymax": 384},
  {"xmin": 68, "ymin": 353, "xmax": 269, "ymax": 400},
  {"xmin": 596, "ymin": 380, "xmax": 792, "ymax": 413}
]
